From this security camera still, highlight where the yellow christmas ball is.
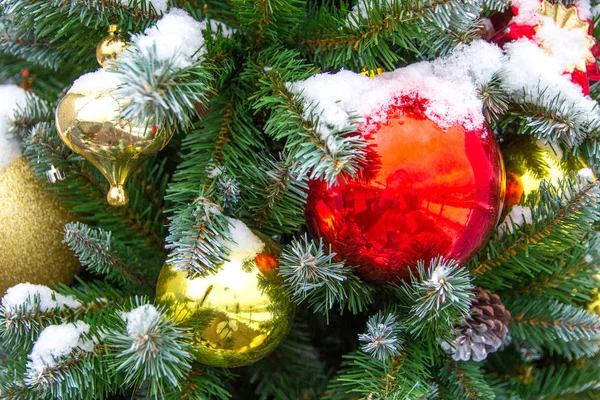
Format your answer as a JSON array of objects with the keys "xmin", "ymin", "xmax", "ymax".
[
  {"xmin": 504, "ymin": 145, "xmax": 594, "ymax": 211},
  {"xmin": 0, "ymin": 157, "xmax": 80, "ymax": 296},
  {"xmin": 156, "ymin": 226, "xmax": 294, "ymax": 367}
]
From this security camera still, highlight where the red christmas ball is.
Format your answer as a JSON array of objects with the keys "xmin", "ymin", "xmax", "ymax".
[{"xmin": 305, "ymin": 100, "xmax": 505, "ymax": 283}]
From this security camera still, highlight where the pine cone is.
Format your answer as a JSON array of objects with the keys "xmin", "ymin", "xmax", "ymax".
[{"xmin": 442, "ymin": 288, "xmax": 511, "ymax": 362}]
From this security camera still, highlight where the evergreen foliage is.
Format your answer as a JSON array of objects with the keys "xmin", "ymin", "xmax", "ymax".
[{"xmin": 1, "ymin": 0, "xmax": 600, "ymax": 398}]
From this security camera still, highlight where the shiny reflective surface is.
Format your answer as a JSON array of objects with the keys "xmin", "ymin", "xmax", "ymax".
[
  {"xmin": 504, "ymin": 150, "xmax": 589, "ymax": 211},
  {"xmin": 96, "ymin": 25, "xmax": 128, "ymax": 67},
  {"xmin": 55, "ymin": 92, "xmax": 173, "ymax": 206},
  {"xmin": 306, "ymin": 107, "xmax": 505, "ymax": 283},
  {"xmin": 504, "ymin": 171, "xmax": 525, "ymax": 213},
  {"xmin": 156, "ymin": 234, "xmax": 294, "ymax": 367}
]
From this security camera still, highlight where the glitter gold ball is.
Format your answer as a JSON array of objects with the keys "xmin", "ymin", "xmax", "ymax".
[
  {"xmin": 156, "ymin": 233, "xmax": 294, "ymax": 368},
  {"xmin": 0, "ymin": 157, "xmax": 80, "ymax": 295}
]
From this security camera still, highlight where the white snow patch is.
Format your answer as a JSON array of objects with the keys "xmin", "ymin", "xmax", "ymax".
[
  {"xmin": 502, "ymin": 40, "xmax": 599, "ymax": 116},
  {"xmin": 219, "ymin": 218, "xmax": 265, "ymax": 262},
  {"xmin": 206, "ymin": 19, "xmax": 235, "ymax": 38},
  {"xmin": 578, "ymin": 167, "xmax": 595, "ymax": 180},
  {"xmin": 2, "ymin": 283, "xmax": 81, "ymax": 312},
  {"xmin": 68, "ymin": 69, "xmax": 122, "ymax": 94},
  {"xmin": 121, "ymin": 304, "xmax": 162, "ymax": 336},
  {"xmin": 346, "ymin": 0, "xmax": 393, "ymax": 26},
  {"xmin": 120, "ymin": 0, "xmax": 168, "ymax": 13},
  {"xmin": 288, "ymin": 40, "xmax": 503, "ymax": 141},
  {"xmin": 577, "ymin": 0, "xmax": 592, "ymax": 20},
  {"xmin": 429, "ymin": 264, "xmax": 449, "ymax": 285},
  {"xmin": 0, "ymin": 85, "xmax": 28, "ymax": 172},
  {"xmin": 126, "ymin": 8, "xmax": 233, "ymax": 69},
  {"xmin": 498, "ymin": 205, "xmax": 535, "ymax": 235},
  {"xmin": 27, "ymin": 321, "xmax": 93, "ymax": 374},
  {"xmin": 511, "ymin": 0, "xmax": 543, "ymax": 25},
  {"xmin": 207, "ymin": 163, "xmax": 223, "ymax": 178}
]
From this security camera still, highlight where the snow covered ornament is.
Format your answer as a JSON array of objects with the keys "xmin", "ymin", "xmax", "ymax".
[
  {"xmin": 296, "ymin": 42, "xmax": 506, "ymax": 283},
  {"xmin": 491, "ymin": 0, "xmax": 600, "ymax": 94}
]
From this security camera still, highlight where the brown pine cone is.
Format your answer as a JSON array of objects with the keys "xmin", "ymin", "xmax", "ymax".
[{"xmin": 441, "ymin": 287, "xmax": 511, "ymax": 362}]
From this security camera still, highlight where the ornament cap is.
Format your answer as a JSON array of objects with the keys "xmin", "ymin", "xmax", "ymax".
[{"xmin": 107, "ymin": 184, "xmax": 128, "ymax": 206}]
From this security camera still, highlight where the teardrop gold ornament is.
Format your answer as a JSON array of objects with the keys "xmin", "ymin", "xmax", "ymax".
[{"xmin": 55, "ymin": 25, "xmax": 174, "ymax": 206}]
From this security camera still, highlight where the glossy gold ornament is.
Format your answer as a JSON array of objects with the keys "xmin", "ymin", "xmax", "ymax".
[
  {"xmin": 156, "ymin": 233, "xmax": 294, "ymax": 368},
  {"xmin": 539, "ymin": 1, "xmax": 595, "ymax": 73},
  {"xmin": 96, "ymin": 25, "xmax": 128, "ymax": 67},
  {"xmin": 55, "ymin": 91, "xmax": 173, "ymax": 206},
  {"xmin": 0, "ymin": 157, "xmax": 79, "ymax": 295},
  {"xmin": 503, "ymin": 145, "xmax": 594, "ymax": 211},
  {"xmin": 56, "ymin": 25, "xmax": 174, "ymax": 207}
]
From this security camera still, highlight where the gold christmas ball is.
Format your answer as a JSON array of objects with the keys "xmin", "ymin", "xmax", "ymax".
[
  {"xmin": 55, "ymin": 75, "xmax": 174, "ymax": 207},
  {"xmin": 96, "ymin": 24, "xmax": 128, "ymax": 67},
  {"xmin": 0, "ymin": 157, "xmax": 79, "ymax": 296},
  {"xmin": 504, "ymin": 145, "xmax": 594, "ymax": 211},
  {"xmin": 156, "ymin": 230, "xmax": 294, "ymax": 367}
]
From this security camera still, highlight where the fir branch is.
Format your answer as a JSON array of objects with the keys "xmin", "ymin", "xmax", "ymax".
[
  {"xmin": 9, "ymin": 94, "xmax": 54, "ymax": 140},
  {"xmin": 494, "ymin": 357, "xmax": 600, "ymax": 400},
  {"xmin": 55, "ymin": 0, "xmax": 162, "ymax": 30},
  {"xmin": 216, "ymin": 172, "xmax": 240, "ymax": 211},
  {"xmin": 359, "ymin": 313, "xmax": 404, "ymax": 362},
  {"xmin": 505, "ymin": 295, "xmax": 600, "ymax": 360},
  {"xmin": 502, "ymin": 89, "xmax": 600, "ymax": 149},
  {"xmin": 165, "ymin": 192, "xmax": 232, "ymax": 275},
  {"xmin": 325, "ymin": 344, "xmax": 435, "ymax": 400},
  {"xmin": 0, "ymin": 280, "xmax": 126, "ymax": 355},
  {"xmin": 0, "ymin": 361, "xmax": 31, "ymax": 400},
  {"xmin": 1, "ymin": 0, "xmax": 100, "ymax": 71},
  {"xmin": 103, "ymin": 301, "xmax": 193, "ymax": 398},
  {"xmin": 396, "ymin": 258, "xmax": 474, "ymax": 344},
  {"xmin": 470, "ymin": 179, "xmax": 600, "ymax": 291},
  {"xmin": 0, "ymin": 30, "xmax": 79, "ymax": 71},
  {"xmin": 250, "ymin": 47, "xmax": 367, "ymax": 185},
  {"xmin": 250, "ymin": 320, "xmax": 329, "ymax": 400},
  {"xmin": 164, "ymin": 363, "xmax": 232, "ymax": 400},
  {"xmin": 243, "ymin": 155, "xmax": 308, "ymax": 236},
  {"xmin": 438, "ymin": 360, "xmax": 496, "ymax": 400},
  {"xmin": 278, "ymin": 235, "xmax": 374, "ymax": 316},
  {"xmin": 479, "ymin": 71, "xmax": 510, "ymax": 126},
  {"xmin": 114, "ymin": 48, "xmax": 212, "ymax": 131},
  {"xmin": 231, "ymin": 0, "xmax": 305, "ymax": 46},
  {"xmin": 63, "ymin": 222, "xmax": 154, "ymax": 291},
  {"xmin": 506, "ymin": 244, "xmax": 599, "ymax": 305},
  {"xmin": 24, "ymin": 332, "xmax": 106, "ymax": 399}
]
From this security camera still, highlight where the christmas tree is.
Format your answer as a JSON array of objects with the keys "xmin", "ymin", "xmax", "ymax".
[{"xmin": 2, "ymin": 0, "xmax": 600, "ymax": 398}]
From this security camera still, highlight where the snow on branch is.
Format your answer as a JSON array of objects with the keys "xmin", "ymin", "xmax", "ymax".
[{"xmin": 358, "ymin": 312, "xmax": 403, "ymax": 362}]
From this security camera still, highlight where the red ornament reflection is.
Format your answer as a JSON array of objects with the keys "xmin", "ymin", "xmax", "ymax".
[
  {"xmin": 305, "ymin": 101, "xmax": 505, "ymax": 282},
  {"xmin": 504, "ymin": 171, "xmax": 525, "ymax": 212}
]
